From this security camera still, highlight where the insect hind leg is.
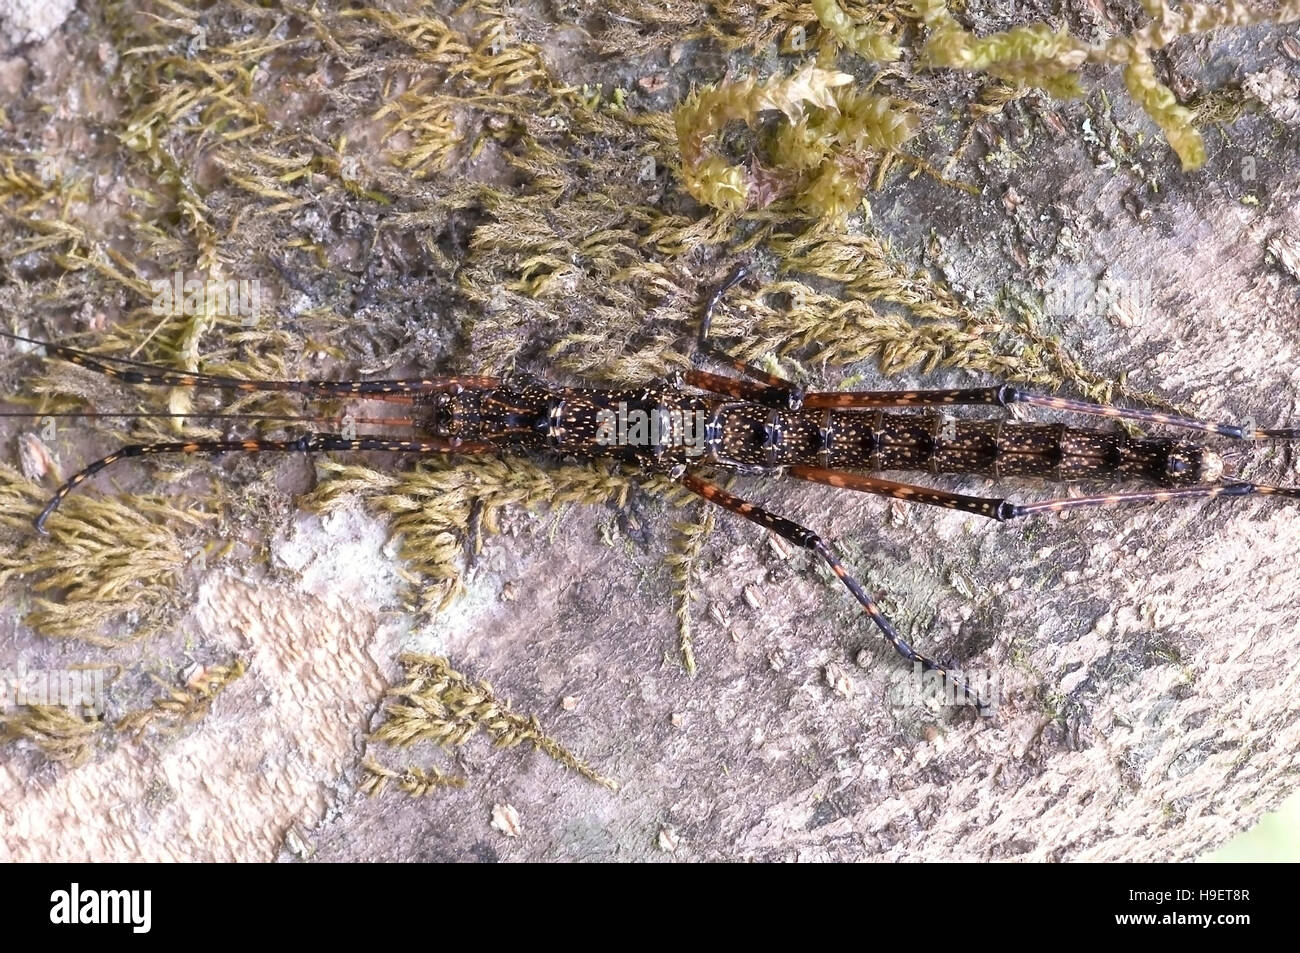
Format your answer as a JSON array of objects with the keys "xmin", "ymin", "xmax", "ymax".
[
  {"xmin": 679, "ymin": 472, "xmax": 987, "ymax": 712},
  {"xmin": 801, "ymin": 382, "xmax": 1300, "ymax": 443}
]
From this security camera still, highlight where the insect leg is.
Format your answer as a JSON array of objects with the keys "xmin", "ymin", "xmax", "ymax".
[
  {"xmin": 996, "ymin": 482, "xmax": 1300, "ymax": 519},
  {"xmin": 680, "ymin": 473, "xmax": 983, "ymax": 708},
  {"xmin": 682, "ymin": 367, "xmax": 799, "ymax": 406},
  {"xmin": 786, "ymin": 465, "xmax": 1300, "ymax": 521},
  {"xmin": 1, "ymin": 330, "xmax": 499, "ymax": 398},
  {"xmin": 689, "ymin": 265, "xmax": 804, "ymax": 410},
  {"xmin": 802, "ymin": 382, "xmax": 1298, "ymax": 440},
  {"xmin": 786, "ymin": 466, "xmax": 1009, "ymax": 519},
  {"xmin": 1002, "ymin": 389, "xmax": 1299, "ymax": 440},
  {"xmin": 35, "ymin": 433, "xmax": 496, "ymax": 533}
]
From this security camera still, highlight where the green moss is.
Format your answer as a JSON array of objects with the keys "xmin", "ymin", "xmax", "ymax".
[
  {"xmin": 911, "ymin": 0, "xmax": 1300, "ymax": 170},
  {"xmin": 0, "ymin": 703, "xmax": 103, "ymax": 765},
  {"xmin": 368, "ymin": 653, "xmax": 617, "ymax": 791},
  {"xmin": 677, "ymin": 0, "xmax": 1300, "ymax": 198},
  {"xmin": 812, "ymin": 0, "xmax": 903, "ymax": 61}
]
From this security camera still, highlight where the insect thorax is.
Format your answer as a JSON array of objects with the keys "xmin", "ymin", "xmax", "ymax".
[{"xmin": 425, "ymin": 380, "xmax": 713, "ymax": 467}]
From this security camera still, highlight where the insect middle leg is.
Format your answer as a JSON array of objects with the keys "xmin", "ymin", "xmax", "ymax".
[{"xmin": 680, "ymin": 473, "xmax": 984, "ymax": 708}]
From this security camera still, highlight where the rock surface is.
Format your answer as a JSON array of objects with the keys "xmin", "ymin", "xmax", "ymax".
[{"xmin": 2, "ymin": 2, "xmax": 1299, "ymax": 862}]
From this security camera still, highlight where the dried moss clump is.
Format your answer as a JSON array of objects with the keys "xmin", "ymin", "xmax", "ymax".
[
  {"xmin": 1, "ymin": 704, "xmax": 103, "ymax": 765},
  {"xmin": 116, "ymin": 658, "xmax": 246, "ymax": 738},
  {"xmin": 359, "ymin": 759, "xmax": 467, "ymax": 797},
  {"xmin": 667, "ymin": 507, "xmax": 715, "ymax": 676},
  {"xmin": 675, "ymin": 65, "xmax": 918, "ymax": 219},
  {"xmin": 1120, "ymin": 46, "xmax": 1202, "ymax": 171},
  {"xmin": 0, "ymin": 465, "xmax": 215, "ymax": 643},
  {"xmin": 368, "ymin": 654, "xmax": 617, "ymax": 792}
]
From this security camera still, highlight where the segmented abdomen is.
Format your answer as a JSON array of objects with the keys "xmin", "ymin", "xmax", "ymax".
[{"xmin": 713, "ymin": 407, "xmax": 1205, "ymax": 486}]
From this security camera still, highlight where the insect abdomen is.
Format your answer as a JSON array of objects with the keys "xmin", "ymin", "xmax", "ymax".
[{"xmin": 713, "ymin": 408, "xmax": 1213, "ymax": 486}]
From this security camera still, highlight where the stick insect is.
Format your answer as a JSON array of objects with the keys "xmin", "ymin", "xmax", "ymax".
[{"xmin": 3, "ymin": 266, "xmax": 1298, "ymax": 708}]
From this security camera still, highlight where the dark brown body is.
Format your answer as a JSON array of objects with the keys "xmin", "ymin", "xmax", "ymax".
[{"xmin": 428, "ymin": 378, "xmax": 1217, "ymax": 487}]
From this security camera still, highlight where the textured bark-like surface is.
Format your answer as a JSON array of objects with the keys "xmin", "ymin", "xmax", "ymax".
[{"xmin": 2, "ymin": 1, "xmax": 1299, "ymax": 862}]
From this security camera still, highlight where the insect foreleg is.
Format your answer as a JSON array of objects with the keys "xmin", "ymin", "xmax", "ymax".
[
  {"xmin": 35, "ymin": 434, "xmax": 496, "ymax": 533},
  {"xmin": 692, "ymin": 265, "xmax": 805, "ymax": 410}
]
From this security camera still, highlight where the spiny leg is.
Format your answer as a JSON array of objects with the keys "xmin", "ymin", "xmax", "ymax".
[
  {"xmin": 682, "ymin": 367, "xmax": 801, "ymax": 407},
  {"xmin": 998, "ymin": 481, "xmax": 1300, "ymax": 518},
  {"xmin": 786, "ymin": 466, "xmax": 1009, "ymax": 520},
  {"xmin": 1, "ymin": 330, "xmax": 499, "ymax": 399},
  {"xmin": 35, "ymin": 433, "xmax": 496, "ymax": 533},
  {"xmin": 690, "ymin": 265, "xmax": 805, "ymax": 410},
  {"xmin": 802, "ymin": 383, "xmax": 1298, "ymax": 441},
  {"xmin": 785, "ymin": 464, "xmax": 1300, "ymax": 522},
  {"xmin": 679, "ymin": 473, "xmax": 984, "ymax": 709},
  {"xmin": 1004, "ymin": 389, "xmax": 1298, "ymax": 441}
]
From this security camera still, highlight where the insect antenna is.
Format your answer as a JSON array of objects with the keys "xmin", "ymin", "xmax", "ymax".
[
  {"xmin": 0, "ymin": 330, "xmax": 500, "ymax": 398},
  {"xmin": 0, "ymin": 410, "xmax": 362, "ymax": 423}
]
